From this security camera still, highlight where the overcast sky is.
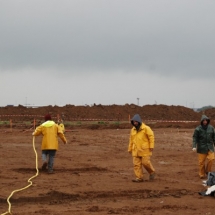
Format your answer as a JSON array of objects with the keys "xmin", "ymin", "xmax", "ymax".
[{"xmin": 0, "ymin": 0, "xmax": 215, "ymax": 108}]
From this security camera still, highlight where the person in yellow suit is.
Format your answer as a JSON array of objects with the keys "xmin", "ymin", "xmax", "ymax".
[
  {"xmin": 128, "ymin": 114, "xmax": 156, "ymax": 182},
  {"xmin": 32, "ymin": 114, "xmax": 67, "ymax": 174}
]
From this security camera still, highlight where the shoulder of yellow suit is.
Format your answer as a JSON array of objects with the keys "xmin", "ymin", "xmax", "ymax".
[{"xmin": 42, "ymin": 120, "xmax": 56, "ymax": 127}]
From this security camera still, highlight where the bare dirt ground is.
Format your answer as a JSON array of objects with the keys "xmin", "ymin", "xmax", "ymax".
[{"xmin": 0, "ymin": 127, "xmax": 214, "ymax": 215}]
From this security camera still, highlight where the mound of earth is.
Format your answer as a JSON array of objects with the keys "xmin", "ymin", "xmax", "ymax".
[
  {"xmin": 0, "ymin": 104, "xmax": 204, "ymax": 121},
  {"xmin": 205, "ymin": 107, "xmax": 215, "ymax": 119},
  {"xmin": 1, "ymin": 104, "xmax": 215, "ymax": 129}
]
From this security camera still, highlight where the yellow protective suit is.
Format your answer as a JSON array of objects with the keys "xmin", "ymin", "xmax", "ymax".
[
  {"xmin": 198, "ymin": 152, "xmax": 215, "ymax": 178},
  {"xmin": 34, "ymin": 120, "xmax": 67, "ymax": 150},
  {"xmin": 128, "ymin": 123, "xmax": 154, "ymax": 157},
  {"xmin": 128, "ymin": 115, "xmax": 155, "ymax": 180}
]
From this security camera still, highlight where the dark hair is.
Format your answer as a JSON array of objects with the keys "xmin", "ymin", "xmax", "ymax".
[{"xmin": 44, "ymin": 114, "xmax": 52, "ymax": 121}]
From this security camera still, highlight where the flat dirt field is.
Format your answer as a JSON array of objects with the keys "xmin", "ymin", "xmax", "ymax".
[{"xmin": 0, "ymin": 127, "xmax": 214, "ymax": 215}]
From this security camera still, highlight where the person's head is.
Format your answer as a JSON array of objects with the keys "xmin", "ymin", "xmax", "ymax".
[
  {"xmin": 133, "ymin": 120, "xmax": 139, "ymax": 127},
  {"xmin": 202, "ymin": 119, "xmax": 208, "ymax": 126},
  {"xmin": 44, "ymin": 114, "xmax": 52, "ymax": 121},
  {"xmin": 200, "ymin": 115, "xmax": 210, "ymax": 126},
  {"xmin": 131, "ymin": 114, "xmax": 142, "ymax": 130}
]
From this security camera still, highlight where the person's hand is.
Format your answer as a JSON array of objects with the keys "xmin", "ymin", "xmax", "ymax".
[
  {"xmin": 64, "ymin": 141, "xmax": 67, "ymax": 144},
  {"xmin": 192, "ymin": 148, "xmax": 197, "ymax": 152},
  {"xmin": 149, "ymin": 148, "xmax": 154, "ymax": 152},
  {"xmin": 32, "ymin": 132, "xmax": 35, "ymax": 136},
  {"xmin": 128, "ymin": 151, "xmax": 132, "ymax": 154}
]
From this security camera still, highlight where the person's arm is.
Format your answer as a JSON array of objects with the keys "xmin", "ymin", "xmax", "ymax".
[
  {"xmin": 57, "ymin": 125, "xmax": 67, "ymax": 144},
  {"xmin": 32, "ymin": 125, "xmax": 42, "ymax": 136},
  {"xmin": 146, "ymin": 126, "xmax": 154, "ymax": 150},
  {"xmin": 128, "ymin": 130, "xmax": 133, "ymax": 153},
  {"xmin": 192, "ymin": 128, "xmax": 199, "ymax": 151},
  {"xmin": 213, "ymin": 128, "xmax": 215, "ymax": 145}
]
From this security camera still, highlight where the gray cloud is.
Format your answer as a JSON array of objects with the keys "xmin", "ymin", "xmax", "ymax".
[
  {"xmin": 1, "ymin": 0, "xmax": 215, "ymax": 79},
  {"xmin": 1, "ymin": 1, "xmax": 215, "ymax": 107}
]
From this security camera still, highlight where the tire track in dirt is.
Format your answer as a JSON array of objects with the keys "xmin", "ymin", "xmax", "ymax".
[
  {"xmin": 86, "ymin": 205, "xmax": 195, "ymax": 214},
  {"xmin": 0, "ymin": 188, "xmax": 194, "ymax": 204},
  {"xmin": 12, "ymin": 167, "xmax": 109, "ymax": 174}
]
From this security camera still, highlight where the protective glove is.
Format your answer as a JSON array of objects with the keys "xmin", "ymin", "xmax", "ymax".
[
  {"xmin": 206, "ymin": 185, "xmax": 215, "ymax": 195},
  {"xmin": 192, "ymin": 148, "xmax": 196, "ymax": 152}
]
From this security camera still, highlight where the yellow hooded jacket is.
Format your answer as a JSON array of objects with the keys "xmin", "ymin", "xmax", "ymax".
[
  {"xmin": 34, "ymin": 120, "xmax": 67, "ymax": 150},
  {"xmin": 128, "ymin": 118, "xmax": 154, "ymax": 157}
]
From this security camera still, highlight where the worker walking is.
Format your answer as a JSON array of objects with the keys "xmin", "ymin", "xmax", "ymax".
[
  {"xmin": 32, "ymin": 114, "xmax": 67, "ymax": 174},
  {"xmin": 192, "ymin": 115, "xmax": 215, "ymax": 179},
  {"xmin": 128, "ymin": 114, "xmax": 156, "ymax": 182}
]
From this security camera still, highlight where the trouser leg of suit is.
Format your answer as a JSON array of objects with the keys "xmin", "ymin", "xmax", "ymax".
[
  {"xmin": 133, "ymin": 156, "xmax": 155, "ymax": 179},
  {"xmin": 133, "ymin": 157, "xmax": 143, "ymax": 179},
  {"xmin": 198, "ymin": 151, "xmax": 215, "ymax": 178},
  {"xmin": 141, "ymin": 156, "xmax": 155, "ymax": 175},
  {"xmin": 206, "ymin": 151, "xmax": 215, "ymax": 173}
]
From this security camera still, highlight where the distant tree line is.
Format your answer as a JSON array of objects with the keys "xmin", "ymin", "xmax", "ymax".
[{"xmin": 197, "ymin": 105, "xmax": 214, "ymax": 112}]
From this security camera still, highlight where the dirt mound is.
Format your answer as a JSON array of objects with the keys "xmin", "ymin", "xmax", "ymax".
[
  {"xmin": 0, "ymin": 104, "xmax": 204, "ymax": 121},
  {"xmin": 205, "ymin": 107, "xmax": 215, "ymax": 119}
]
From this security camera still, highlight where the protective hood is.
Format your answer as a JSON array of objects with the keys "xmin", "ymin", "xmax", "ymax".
[
  {"xmin": 200, "ymin": 115, "xmax": 210, "ymax": 125},
  {"xmin": 131, "ymin": 114, "xmax": 142, "ymax": 126},
  {"xmin": 42, "ymin": 120, "xmax": 55, "ymax": 127}
]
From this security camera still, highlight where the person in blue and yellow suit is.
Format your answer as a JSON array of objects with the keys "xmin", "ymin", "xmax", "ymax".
[
  {"xmin": 128, "ymin": 114, "xmax": 156, "ymax": 182},
  {"xmin": 32, "ymin": 114, "xmax": 67, "ymax": 174}
]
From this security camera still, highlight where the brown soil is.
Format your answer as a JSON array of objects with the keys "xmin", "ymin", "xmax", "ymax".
[
  {"xmin": 1, "ymin": 104, "xmax": 215, "ymax": 129},
  {"xmin": 0, "ymin": 104, "xmax": 206, "ymax": 122},
  {"xmin": 1, "ymin": 104, "xmax": 215, "ymax": 214},
  {"xmin": 0, "ymin": 128, "xmax": 214, "ymax": 215}
]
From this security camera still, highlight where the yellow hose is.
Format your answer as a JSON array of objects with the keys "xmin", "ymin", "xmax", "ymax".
[{"xmin": 1, "ymin": 136, "xmax": 39, "ymax": 215}]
